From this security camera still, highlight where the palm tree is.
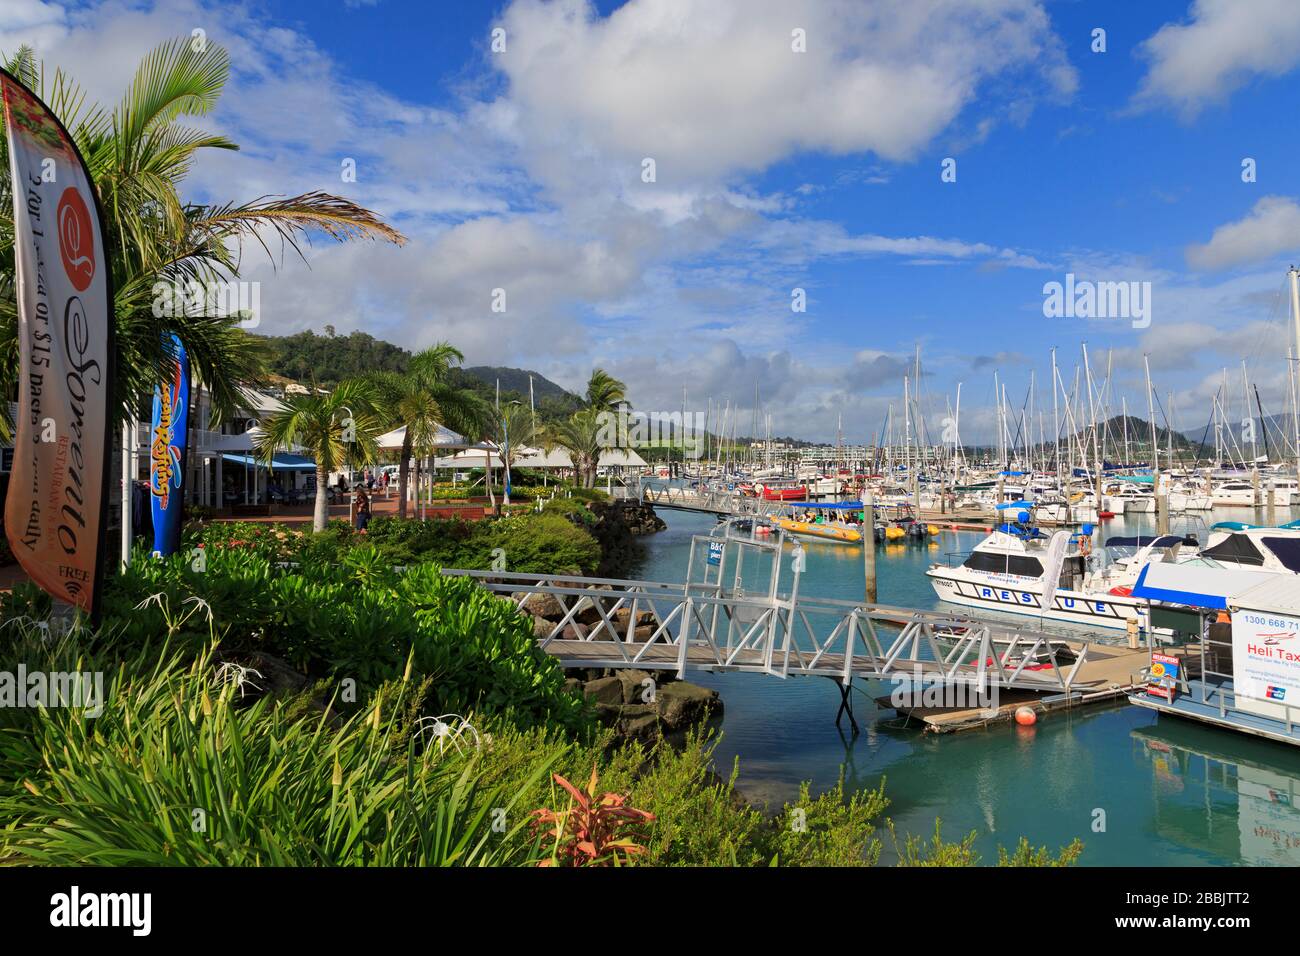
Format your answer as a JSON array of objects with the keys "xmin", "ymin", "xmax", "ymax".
[
  {"xmin": 0, "ymin": 39, "xmax": 405, "ymax": 438},
  {"xmin": 547, "ymin": 407, "xmax": 610, "ymax": 489},
  {"xmin": 368, "ymin": 343, "xmax": 488, "ymax": 518},
  {"xmin": 254, "ymin": 380, "xmax": 382, "ymax": 531},
  {"xmin": 547, "ymin": 370, "xmax": 627, "ymax": 487},
  {"xmin": 585, "ymin": 368, "xmax": 626, "ymax": 412},
  {"xmin": 489, "ymin": 400, "xmax": 541, "ymax": 509}
]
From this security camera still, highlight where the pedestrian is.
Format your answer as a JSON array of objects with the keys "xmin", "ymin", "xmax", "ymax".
[{"xmin": 354, "ymin": 486, "xmax": 371, "ymax": 532}]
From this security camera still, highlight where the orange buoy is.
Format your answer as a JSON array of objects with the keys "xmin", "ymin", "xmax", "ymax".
[{"xmin": 1014, "ymin": 706, "xmax": 1037, "ymax": 726}]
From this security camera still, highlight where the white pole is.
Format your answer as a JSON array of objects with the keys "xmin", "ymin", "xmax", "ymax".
[
  {"xmin": 120, "ymin": 420, "xmax": 133, "ymax": 568},
  {"xmin": 1290, "ymin": 268, "xmax": 1300, "ymax": 483}
]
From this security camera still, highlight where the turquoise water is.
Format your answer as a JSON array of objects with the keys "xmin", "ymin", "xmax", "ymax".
[{"xmin": 630, "ymin": 507, "xmax": 1300, "ymax": 865}]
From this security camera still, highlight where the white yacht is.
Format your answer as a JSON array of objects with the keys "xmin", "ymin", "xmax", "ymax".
[
  {"xmin": 1103, "ymin": 484, "xmax": 1156, "ymax": 514},
  {"xmin": 926, "ymin": 513, "xmax": 1187, "ymax": 630},
  {"xmin": 1211, "ymin": 479, "xmax": 1294, "ymax": 507},
  {"xmin": 1194, "ymin": 525, "xmax": 1300, "ymax": 573},
  {"xmin": 1167, "ymin": 479, "xmax": 1213, "ymax": 511}
]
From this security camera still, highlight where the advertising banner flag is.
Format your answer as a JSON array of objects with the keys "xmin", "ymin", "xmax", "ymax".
[
  {"xmin": 150, "ymin": 334, "xmax": 189, "ymax": 556},
  {"xmin": 1, "ymin": 72, "xmax": 114, "ymax": 617}
]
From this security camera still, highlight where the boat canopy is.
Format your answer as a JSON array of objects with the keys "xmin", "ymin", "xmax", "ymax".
[
  {"xmin": 1104, "ymin": 535, "xmax": 1183, "ymax": 549},
  {"xmin": 994, "ymin": 500, "xmax": 1033, "ymax": 510},
  {"xmin": 1131, "ymin": 563, "xmax": 1277, "ymax": 610},
  {"xmin": 1210, "ymin": 521, "xmax": 1259, "ymax": 531},
  {"xmin": 1113, "ymin": 474, "xmax": 1154, "ymax": 484}
]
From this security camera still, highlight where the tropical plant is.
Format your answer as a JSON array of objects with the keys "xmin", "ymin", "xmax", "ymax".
[
  {"xmin": 0, "ymin": 39, "xmax": 404, "ymax": 439},
  {"xmin": 0, "ymin": 630, "xmax": 558, "ymax": 866},
  {"xmin": 546, "ymin": 406, "xmax": 610, "ymax": 488},
  {"xmin": 254, "ymin": 378, "xmax": 382, "ymax": 530},
  {"xmin": 368, "ymin": 343, "xmax": 489, "ymax": 519},
  {"xmin": 584, "ymin": 368, "xmax": 626, "ymax": 412},
  {"xmin": 531, "ymin": 765, "xmax": 655, "ymax": 866},
  {"xmin": 543, "ymin": 369, "xmax": 628, "ymax": 488}
]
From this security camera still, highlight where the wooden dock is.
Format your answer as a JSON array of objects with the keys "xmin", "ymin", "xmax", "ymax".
[{"xmin": 881, "ymin": 643, "xmax": 1203, "ymax": 733}]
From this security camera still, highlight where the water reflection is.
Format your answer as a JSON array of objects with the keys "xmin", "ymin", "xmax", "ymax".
[{"xmin": 1134, "ymin": 719, "xmax": 1300, "ymax": 866}]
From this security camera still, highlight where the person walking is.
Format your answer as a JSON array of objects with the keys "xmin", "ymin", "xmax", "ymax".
[{"xmin": 354, "ymin": 486, "xmax": 372, "ymax": 532}]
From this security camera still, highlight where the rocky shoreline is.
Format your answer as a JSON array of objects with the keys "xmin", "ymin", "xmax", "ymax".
[
  {"xmin": 565, "ymin": 668, "xmax": 722, "ymax": 741},
  {"xmin": 525, "ymin": 499, "xmax": 724, "ymax": 740},
  {"xmin": 583, "ymin": 499, "xmax": 667, "ymax": 577}
]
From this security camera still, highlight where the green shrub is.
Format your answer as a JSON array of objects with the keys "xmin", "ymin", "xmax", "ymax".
[
  {"xmin": 96, "ymin": 545, "xmax": 593, "ymax": 735},
  {"xmin": 0, "ymin": 633, "xmax": 556, "ymax": 866}
]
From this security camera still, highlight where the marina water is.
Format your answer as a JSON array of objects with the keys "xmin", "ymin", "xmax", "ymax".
[{"xmin": 631, "ymin": 506, "xmax": 1300, "ymax": 866}]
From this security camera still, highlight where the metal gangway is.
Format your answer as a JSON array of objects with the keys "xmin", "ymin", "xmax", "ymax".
[
  {"xmin": 444, "ymin": 519, "xmax": 1095, "ymax": 716},
  {"xmin": 639, "ymin": 485, "xmax": 784, "ymax": 517}
]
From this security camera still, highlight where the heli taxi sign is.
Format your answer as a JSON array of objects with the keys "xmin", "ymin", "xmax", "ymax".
[{"xmin": 1231, "ymin": 608, "xmax": 1300, "ymax": 720}]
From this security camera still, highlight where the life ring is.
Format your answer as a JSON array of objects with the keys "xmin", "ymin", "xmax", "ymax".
[{"xmin": 1078, "ymin": 535, "xmax": 1092, "ymax": 556}]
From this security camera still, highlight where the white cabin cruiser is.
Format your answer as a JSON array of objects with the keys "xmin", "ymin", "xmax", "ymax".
[
  {"xmin": 1210, "ymin": 479, "xmax": 1294, "ymax": 507},
  {"xmin": 1167, "ymin": 479, "xmax": 1213, "ymax": 511},
  {"xmin": 926, "ymin": 507, "xmax": 1188, "ymax": 630},
  {"xmin": 1103, "ymin": 484, "xmax": 1156, "ymax": 514},
  {"xmin": 1194, "ymin": 525, "xmax": 1300, "ymax": 573}
]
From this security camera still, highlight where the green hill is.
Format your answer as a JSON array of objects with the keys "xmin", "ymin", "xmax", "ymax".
[
  {"xmin": 258, "ymin": 330, "xmax": 581, "ymax": 419},
  {"xmin": 460, "ymin": 366, "xmax": 578, "ymax": 404}
]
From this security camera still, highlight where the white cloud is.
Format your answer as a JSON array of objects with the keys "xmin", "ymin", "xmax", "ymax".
[
  {"xmin": 1186, "ymin": 196, "xmax": 1300, "ymax": 271},
  {"xmin": 1134, "ymin": 0, "xmax": 1300, "ymax": 117},
  {"xmin": 493, "ymin": 0, "xmax": 1076, "ymax": 194},
  {"xmin": 0, "ymin": 0, "xmax": 1084, "ymax": 441}
]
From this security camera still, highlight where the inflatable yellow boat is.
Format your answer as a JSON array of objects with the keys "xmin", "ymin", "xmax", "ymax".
[{"xmin": 772, "ymin": 518, "xmax": 863, "ymax": 545}]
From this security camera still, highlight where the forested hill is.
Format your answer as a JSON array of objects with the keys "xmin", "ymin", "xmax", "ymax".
[
  {"xmin": 259, "ymin": 330, "xmax": 411, "ymax": 384},
  {"xmin": 460, "ymin": 366, "xmax": 577, "ymax": 403},
  {"xmin": 258, "ymin": 331, "xmax": 582, "ymax": 416}
]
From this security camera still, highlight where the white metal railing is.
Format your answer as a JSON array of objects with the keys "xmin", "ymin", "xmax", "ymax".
[{"xmin": 444, "ymin": 519, "xmax": 1089, "ymax": 690}]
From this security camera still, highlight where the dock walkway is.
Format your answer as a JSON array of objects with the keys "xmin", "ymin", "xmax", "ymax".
[{"xmin": 445, "ymin": 519, "xmax": 1162, "ymax": 731}]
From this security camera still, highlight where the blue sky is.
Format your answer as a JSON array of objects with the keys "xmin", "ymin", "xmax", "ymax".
[{"xmin": 6, "ymin": 0, "xmax": 1300, "ymax": 443}]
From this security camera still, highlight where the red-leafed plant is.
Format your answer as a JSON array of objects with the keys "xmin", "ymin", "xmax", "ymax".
[{"xmin": 530, "ymin": 765, "xmax": 655, "ymax": 866}]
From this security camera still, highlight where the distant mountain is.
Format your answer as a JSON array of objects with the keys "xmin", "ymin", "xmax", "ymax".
[
  {"xmin": 459, "ymin": 366, "xmax": 580, "ymax": 404},
  {"xmin": 1087, "ymin": 414, "xmax": 1199, "ymax": 453}
]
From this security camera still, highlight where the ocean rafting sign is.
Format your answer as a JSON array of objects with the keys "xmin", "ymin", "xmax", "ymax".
[
  {"xmin": 1231, "ymin": 609, "xmax": 1300, "ymax": 710},
  {"xmin": 1, "ymin": 74, "xmax": 112, "ymax": 616}
]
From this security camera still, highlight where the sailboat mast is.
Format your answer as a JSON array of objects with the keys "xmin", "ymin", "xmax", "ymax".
[
  {"xmin": 1144, "ymin": 353, "xmax": 1158, "ymax": 475},
  {"xmin": 1290, "ymin": 267, "xmax": 1300, "ymax": 481}
]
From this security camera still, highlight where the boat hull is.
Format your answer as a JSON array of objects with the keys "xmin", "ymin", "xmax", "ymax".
[{"xmin": 927, "ymin": 568, "xmax": 1144, "ymax": 631}]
